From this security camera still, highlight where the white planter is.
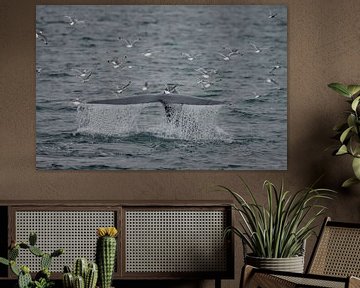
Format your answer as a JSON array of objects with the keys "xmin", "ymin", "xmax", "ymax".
[{"xmin": 245, "ymin": 254, "xmax": 305, "ymax": 273}]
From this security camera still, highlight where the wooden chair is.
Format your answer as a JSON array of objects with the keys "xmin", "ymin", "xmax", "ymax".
[{"xmin": 241, "ymin": 217, "xmax": 360, "ymax": 288}]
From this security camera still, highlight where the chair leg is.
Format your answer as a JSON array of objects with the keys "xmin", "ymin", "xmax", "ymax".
[{"xmin": 240, "ymin": 265, "xmax": 255, "ymax": 288}]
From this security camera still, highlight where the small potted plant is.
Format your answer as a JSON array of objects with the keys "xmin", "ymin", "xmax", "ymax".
[
  {"xmin": 0, "ymin": 232, "xmax": 63, "ymax": 288},
  {"xmin": 220, "ymin": 179, "xmax": 334, "ymax": 272},
  {"xmin": 328, "ymin": 82, "xmax": 360, "ymax": 187}
]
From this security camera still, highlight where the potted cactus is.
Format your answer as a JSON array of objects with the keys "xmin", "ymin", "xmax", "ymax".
[
  {"xmin": 0, "ymin": 232, "xmax": 63, "ymax": 288},
  {"xmin": 96, "ymin": 227, "xmax": 118, "ymax": 288},
  {"xmin": 62, "ymin": 258, "xmax": 98, "ymax": 288}
]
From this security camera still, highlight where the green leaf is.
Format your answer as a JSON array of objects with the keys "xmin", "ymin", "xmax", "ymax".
[
  {"xmin": 352, "ymin": 157, "xmax": 360, "ymax": 179},
  {"xmin": 342, "ymin": 177, "xmax": 360, "ymax": 188},
  {"xmin": 347, "ymin": 114, "xmax": 356, "ymax": 128},
  {"xmin": 10, "ymin": 261, "xmax": 20, "ymax": 276},
  {"xmin": 352, "ymin": 96, "xmax": 360, "ymax": 111},
  {"xmin": 0, "ymin": 257, "xmax": 9, "ymax": 266},
  {"xmin": 328, "ymin": 83, "xmax": 351, "ymax": 97},
  {"xmin": 347, "ymin": 85, "xmax": 360, "ymax": 97},
  {"xmin": 336, "ymin": 145, "xmax": 348, "ymax": 155},
  {"xmin": 340, "ymin": 126, "xmax": 353, "ymax": 143}
]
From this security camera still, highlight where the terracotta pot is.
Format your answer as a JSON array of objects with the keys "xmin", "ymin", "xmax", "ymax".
[{"xmin": 245, "ymin": 254, "xmax": 305, "ymax": 273}]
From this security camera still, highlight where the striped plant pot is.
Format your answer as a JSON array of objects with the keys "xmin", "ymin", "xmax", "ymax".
[{"xmin": 245, "ymin": 254, "xmax": 305, "ymax": 273}]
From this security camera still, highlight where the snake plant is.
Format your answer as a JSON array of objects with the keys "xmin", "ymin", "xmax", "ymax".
[
  {"xmin": 328, "ymin": 83, "xmax": 360, "ymax": 187},
  {"xmin": 221, "ymin": 178, "xmax": 335, "ymax": 258}
]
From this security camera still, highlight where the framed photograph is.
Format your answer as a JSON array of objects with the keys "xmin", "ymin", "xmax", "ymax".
[{"xmin": 36, "ymin": 5, "xmax": 287, "ymax": 170}]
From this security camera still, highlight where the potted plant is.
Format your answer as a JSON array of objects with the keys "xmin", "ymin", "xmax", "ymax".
[
  {"xmin": 0, "ymin": 232, "xmax": 64, "ymax": 288},
  {"xmin": 220, "ymin": 179, "xmax": 334, "ymax": 273},
  {"xmin": 328, "ymin": 82, "xmax": 360, "ymax": 187}
]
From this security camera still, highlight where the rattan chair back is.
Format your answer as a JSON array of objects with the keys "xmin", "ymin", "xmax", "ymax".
[{"xmin": 307, "ymin": 217, "xmax": 360, "ymax": 278}]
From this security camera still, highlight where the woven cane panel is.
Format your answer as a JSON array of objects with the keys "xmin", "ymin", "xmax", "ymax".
[
  {"xmin": 277, "ymin": 275, "xmax": 345, "ymax": 288},
  {"xmin": 125, "ymin": 210, "xmax": 227, "ymax": 273},
  {"xmin": 15, "ymin": 211, "xmax": 115, "ymax": 272},
  {"xmin": 310, "ymin": 226, "xmax": 360, "ymax": 277}
]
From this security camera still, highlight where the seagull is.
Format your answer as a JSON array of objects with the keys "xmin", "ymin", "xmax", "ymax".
[
  {"xmin": 268, "ymin": 9, "xmax": 278, "ymax": 19},
  {"xmin": 107, "ymin": 56, "xmax": 127, "ymax": 69},
  {"xmin": 164, "ymin": 84, "xmax": 178, "ymax": 94},
  {"xmin": 64, "ymin": 16, "xmax": 85, "ymax": 26},
  {"xmin": 252, "ymin": 91, "xmax": 262, "ymax": 99},
  {"xmin": 249, "ymin": 43, "xmax": 269, "ymax": 53},
  {"xmin": 182, "ymin": 52, "xmax": 197, "ymax": 61},
  {"xmin": 71, "ymin": 98, "xmax": 82, "ymax": 106},
  {"xmin": 217, "ymin": 50, "xmax": 239, "ymax": 61},
  {"xmin": 143, "ymin": 50, "xmax": 153, "ymax": 57},
  {"xmin": 119, "ymin": 37, "xmax": 140, "ymax": 48},
  {"xmin": 114, "ymin": 81, "xmax": 132, "ymax": 95},
  {"xmin": 195, "ymin": 68, "xmax": 217, "ymax": 79},
  {"xmin": 197, "ymin": 79, "xmax": 212, "ymax": 89},
  {"xmin": 266, "ymin": 77, "xmax": 279, "ymax": 86},
  {"xmin": 72, "ymin": 68, "xmax": 92, "ymax": 82},
  {"xmin": 142, "ymin": 82, "xmax": 149, "ymax": 91},
  {"xmin": 36, "ymin": 67, "xmax": 42, "ymax": 74},
  {"xmin": 269, "ymin": 64, "xmax": 281, "ymax": 74},
  {"xmin": 223, "ymin": 47, "xmax": 242, "ymax": 56},
  {"xmin": 197, "ymin": 78, "xmax": 222, "ymax": 89},
  {"xmin": 36, "ymin": 30, "xmax": 48, "ymax": 45}
]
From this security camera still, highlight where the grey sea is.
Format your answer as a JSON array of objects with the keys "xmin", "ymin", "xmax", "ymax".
[{"xmin": 36, "ymin": 5, "xmax": 287, "ymax": 170}]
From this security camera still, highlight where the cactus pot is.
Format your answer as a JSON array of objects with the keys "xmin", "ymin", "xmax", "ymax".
[{"xmin": 245, "ymin": 254, "xmax": 304, "ymax": 273}]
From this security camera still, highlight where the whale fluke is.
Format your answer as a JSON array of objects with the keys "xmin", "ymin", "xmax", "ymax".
[{"xmin": 88, "ymin": 94, "xmax": 224, "ymax": 106}]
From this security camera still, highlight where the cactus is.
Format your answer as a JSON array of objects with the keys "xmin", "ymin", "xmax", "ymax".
[
  {"xmin": 9, "ymin": 246, "xmax": 19, "ymax": 260},
  {"xmin": 63, "ymin": 259, "xmax": 98, "ymax": 288},
  {"xmin": 29, "ymin": 232, "xmax": 37, "ymax": 246},
  {"xmin": 85, "ymin": 262, "xmax": 98, "ymax": 288},
  {"xmin": 96, "ymin": 227, "xmax": 118, "ymax": 288},
  {"xmin": 63, "ymin": 273, "xmax": 74, "ymax": 288},
  {"xmin": 29, "ymin": 245, "xmax": 44, "ymax": 257},
  {"xmin": 41, "ymin": 253, "xmax": 52, "ymax": 270},
  {"xmin": 74, "ymin": 275, "xmax": 85, "ymax": 288},
  {"xmin": 10, "ymin": 260, "xmax": 20, "ymax": 276},
  {"xmin": 74, "ymin": 258, "xmax": 88, "ymax": 279},
  {"xmin": 18, "ymin": 267, "xmax": 32, "ymax": 288},
  {"xmin": 0, "ymin": 232, "xmax": 63, "ymax": 288}
]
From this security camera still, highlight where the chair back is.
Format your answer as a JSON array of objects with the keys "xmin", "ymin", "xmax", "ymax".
[{"xmin": 307, "ymin": 217, "xmax": 360, "ymax": 277}]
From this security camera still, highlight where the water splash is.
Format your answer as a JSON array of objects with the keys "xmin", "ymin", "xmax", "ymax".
[
  {"xmin": 150, "ymin": 104, "xmax": 230, "ymax": 141},
  {"xmin": 77, "ymin": 103, "xmax": 145, "ymax": 136},
  {"xmin": 76, "ymin": 103, "xmax": 231, "ymax": 142}
]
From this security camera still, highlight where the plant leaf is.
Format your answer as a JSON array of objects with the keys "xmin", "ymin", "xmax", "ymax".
[
  {"xmin": 352, "ymin": 157, "xmax": 360, "ymax": 179},
  {"xmin": 0, "ymin": 257, "xmax": 9, "ymax": 266},
  {"xmin": 336, "ymin": 145, "xmax": 348, "ymax": 155},
  {"xmin": 347, "ymin": 85, "xmax": 360, "ymax": 97},
  {"xmin": 340, "ymin": 126, "xmax": 353, "ymax": 143},
  {"xmin": 342, "ymin": 177, "xmax": 360, "ymax": 188},
  {"xmin": 352, "ymin": 96, "xmax": 360, "ymax": 111},
  {"xmin": 328, "ymin": 83, "xmax": 351, "ymax": 97}
]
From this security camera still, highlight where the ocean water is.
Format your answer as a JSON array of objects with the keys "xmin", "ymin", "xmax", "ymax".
[{"xmin": 36, "ymin": 5, "xmax": 287, "ymax": 170}]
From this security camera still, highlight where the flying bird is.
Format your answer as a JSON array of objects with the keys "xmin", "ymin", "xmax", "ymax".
[
  {"xmin": 64, "ymin": 16, "xmax": 85, "ymax": 26},
  {"xmin": 268, "ymin": 9, "xmax": 278, "ymax": 19},
  {"xmin": 142, "ymin": 82, "xmax": 149, "ymax": 91},
  {"xmin": 36, "ymin": 30, "xmax": 48, "ymax": 45},
  {"xmin": 72, "ymin": 68, "xmax": 92, "ymax": 82},
  {"xmin": 107, "ymin": 56, "xmax": 127, "ymax": 69},
  {"xmin": 269, "ymin": 64, "xmax": 281, "ymax": 74},
  {"xmin": 119, "ymin": 37, "xmax": 140, "ymax": 48},
  {"xmin": 249, "ymin": 43, "xmax": 269, "ymax": 53},
  {"xmin": 114, "ymin": 81, "xmax": 132, "ymax": 95}
]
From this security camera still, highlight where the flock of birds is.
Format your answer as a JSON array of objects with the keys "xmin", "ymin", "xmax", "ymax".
[{"xmin": 36, "ymin": 8, "xmax": 284, "ymax": 107}]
